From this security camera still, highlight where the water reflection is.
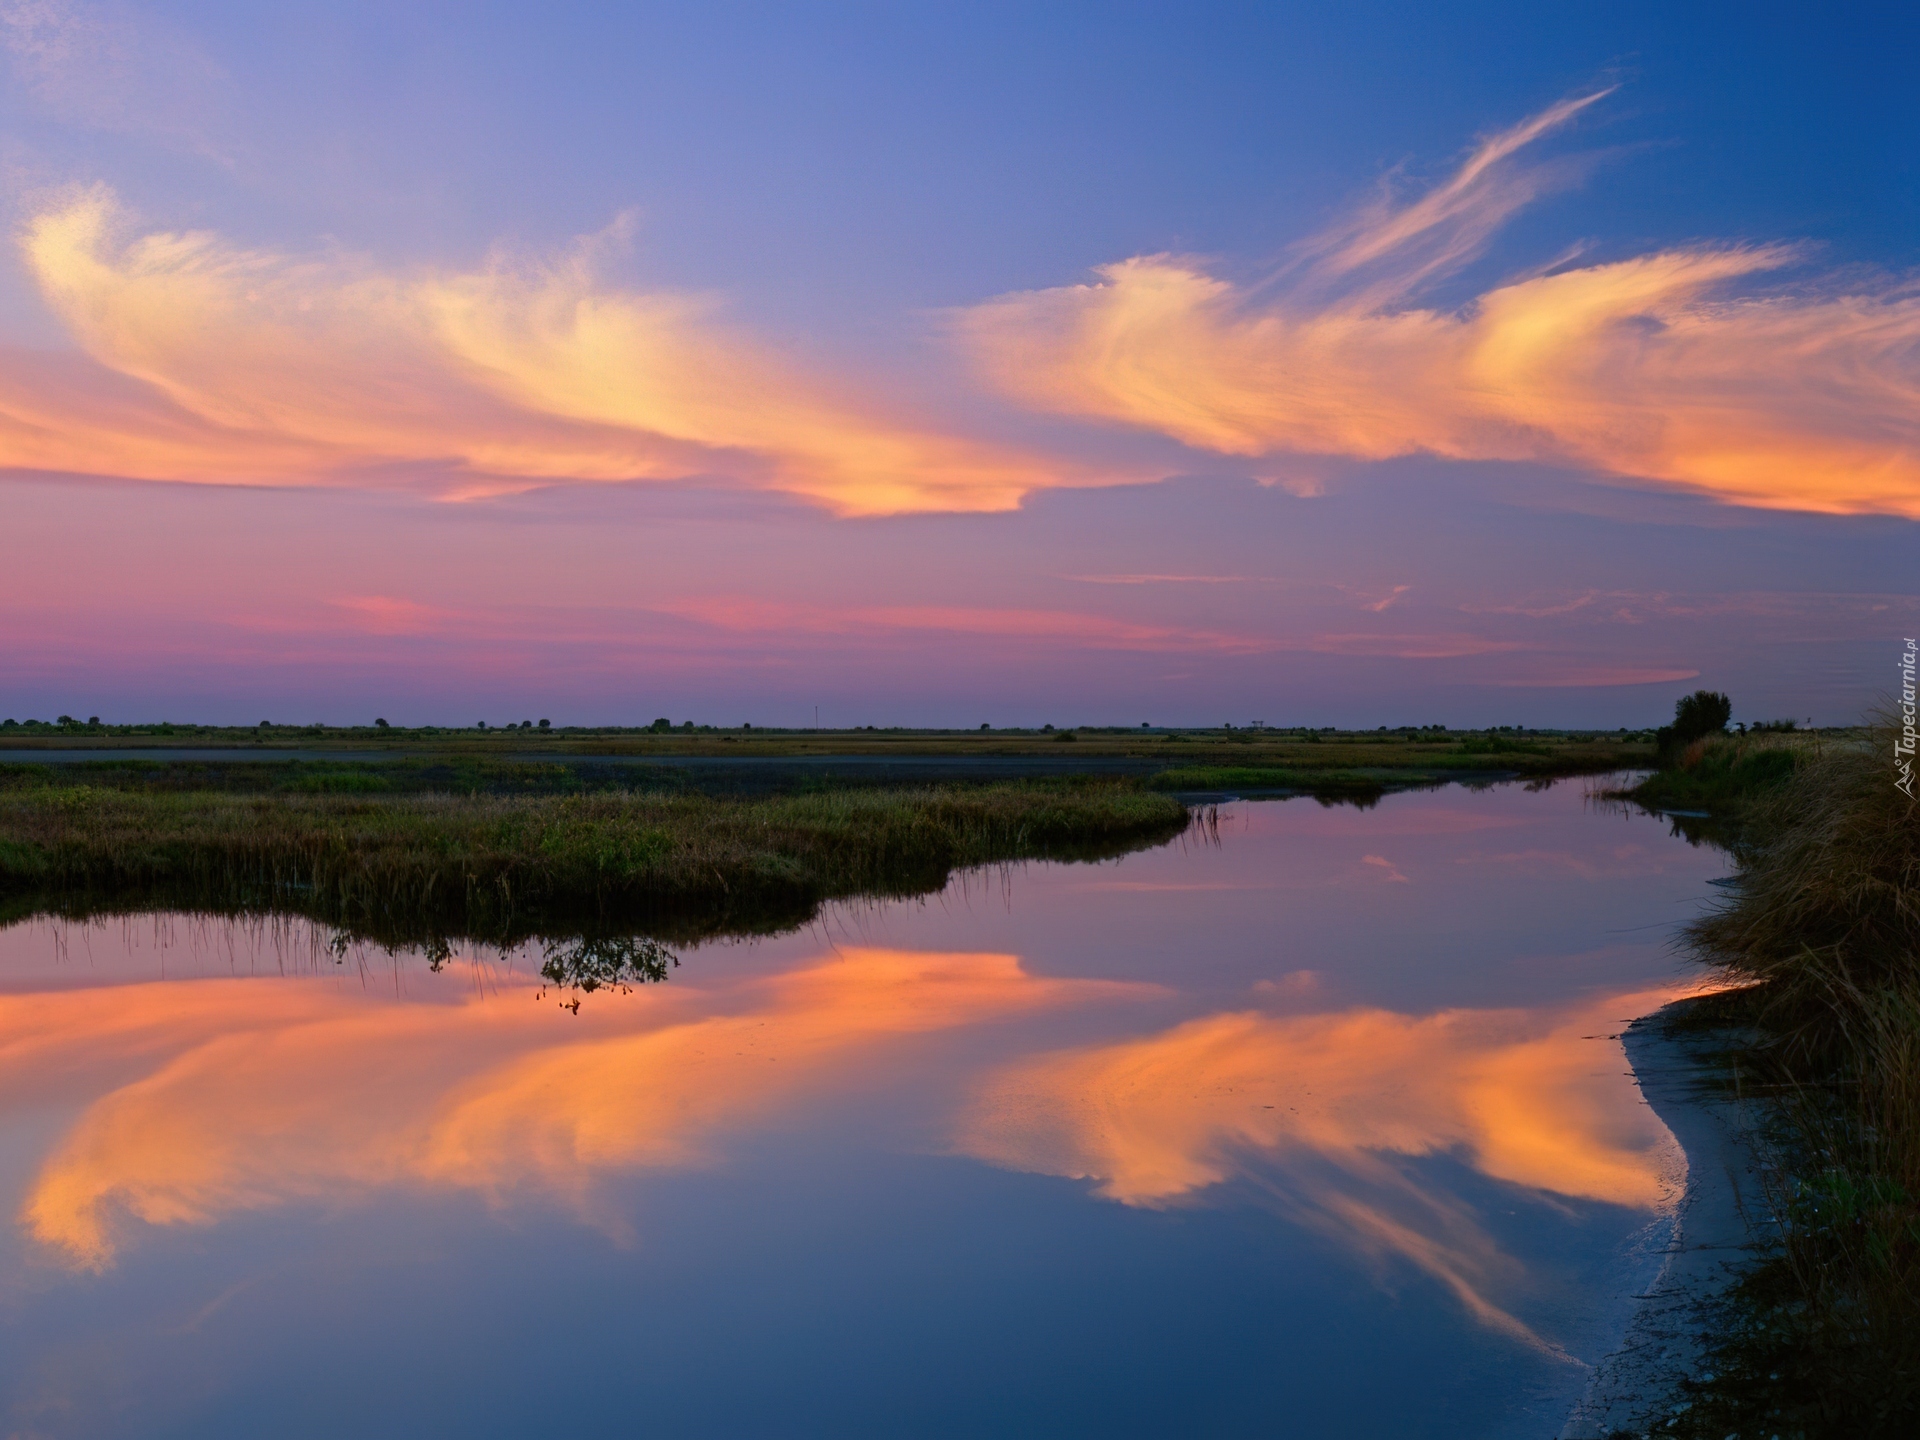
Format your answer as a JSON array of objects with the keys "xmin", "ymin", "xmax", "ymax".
[
  {"xmin": 537, "ymin": 934, "xmax": 678, "ymax": 1008},
  {"xmin": 958, "ymin": 984, "xmax": 1687, "ymax": 1354},
  {"xmin": 0, "ymin": 783, "xmax": 1729, "ymax": 1439},
  {"xmin": 17, "ymin": 947, "xmax": 1149, "ymax": 1269}
]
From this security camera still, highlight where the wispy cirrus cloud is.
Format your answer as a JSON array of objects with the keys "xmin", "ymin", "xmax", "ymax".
[
  {"xmin": 956, "ymin": 95, "xmax": 1920, "ymax": 519},
  {"xmin": 3, "ymin": 189, "xmax": 1109, "ymax": 515},
  {"xmin": 1302, "ymin": 89, "xmax": 1614, "ymax": 302},
  {"xmin": 12, "ymin": 94, "xmax": 1914, "ymax": 527}
]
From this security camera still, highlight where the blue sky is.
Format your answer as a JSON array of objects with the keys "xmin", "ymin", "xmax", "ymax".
[{"xmin": 0, "ymin": 1, "xmax": 1913, "ymax": 725}]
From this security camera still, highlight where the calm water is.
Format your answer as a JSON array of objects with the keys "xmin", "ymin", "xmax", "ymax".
[{"xmin": 0, "ymin": 782, "xmax": 1724, "ymax": 1439}]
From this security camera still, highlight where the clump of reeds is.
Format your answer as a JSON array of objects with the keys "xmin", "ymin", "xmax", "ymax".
[
  {"xmin": 0, "ymin": 779, "xmax": 1188, "ymax": 947},
  {"xmin": 1690, "ymin": 723, "xmax": 1917, "ymax": 1016},
  {"xmin": 1627, "ymin": 729, "xmax": 1807, "ymax": 814},
  {"xmin": 1658, "ymin": 715, "xmax": 1920, "ymax": 1437}
]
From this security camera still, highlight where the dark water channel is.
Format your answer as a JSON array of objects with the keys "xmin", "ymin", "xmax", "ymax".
[{"xmin": 0, "ymin": 781, "xmax": 1725, "ymax": 1438}]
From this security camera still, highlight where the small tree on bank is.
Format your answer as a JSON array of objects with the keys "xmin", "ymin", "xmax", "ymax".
[{"xmin": 1658, "ymin": 689, "xmax": 1732, "ymax": 762}]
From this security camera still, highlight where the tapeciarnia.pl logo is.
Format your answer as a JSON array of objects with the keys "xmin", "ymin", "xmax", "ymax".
[{"xmin": 1898, "ymin": 637, "xmax": 1916, "ymax": 798}]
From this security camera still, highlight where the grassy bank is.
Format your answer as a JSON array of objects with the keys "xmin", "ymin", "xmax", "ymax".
[
  {"xmin": 1144, "ymin": 735, "xmax": 1640, "ymax": 801},
  {"xmin": 1646, "ymin": 724, "xmax": 1918, "ymax": 1438},
  {"xmin": 0, "ymin": 778, "xmax": 1188, "ymax": 947},
  {"xmin": 1625, "ymin": 730, "xmax": 1815, "ymax": 815}
]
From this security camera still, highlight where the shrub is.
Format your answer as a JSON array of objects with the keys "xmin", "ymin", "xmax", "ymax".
[{"xmin": 1657, "ymin": 689, "xmax": 1732, "ymax": 762}]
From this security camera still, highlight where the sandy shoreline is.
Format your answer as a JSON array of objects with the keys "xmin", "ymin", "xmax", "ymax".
[{"xmin": 1559, "ymin": 1002, "xmax": 1768, "ymax": 1439}]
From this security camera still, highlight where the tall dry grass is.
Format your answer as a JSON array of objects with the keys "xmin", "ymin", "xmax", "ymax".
[
  {"xmin": 1689, "ymin": 724, "xmax": 1918, "ymax": 1011},
  {"xmin": 1662, "ymin": 717, "xmax": 1920, "ymax": 1436}
]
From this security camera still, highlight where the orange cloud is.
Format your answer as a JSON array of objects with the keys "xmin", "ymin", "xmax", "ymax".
[
  {"xmin": 956, "ymin": 985, "xmax": 1691, "ymax": 1351},
  {"xmin": 6, "ymin": 189, "xmax": 1096, "ymax": 515},
  {"xmin": 957, "ymin": 100, "xmax": 1920, "ymax": 518},
  {"xmin": 14, "ymin": 947, "xmax": 1142, "ymax": 1269}
]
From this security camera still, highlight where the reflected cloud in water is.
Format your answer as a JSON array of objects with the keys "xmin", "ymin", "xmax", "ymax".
[
  {"xmin": 957, "ymin": 984, "xmax": 1694, "ymax": 1354},
  {"xmin": 6, "ymin": 928, "xmax": 1697, "ymax": 1357},
  {"xmin": 14, "ymin": 947, "xmax": 1150, "ymax": 1269}
]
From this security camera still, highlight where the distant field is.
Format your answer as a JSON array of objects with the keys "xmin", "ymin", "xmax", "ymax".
[{"xmin": 0, "ymin": 721, "xmax": 1659, "ymax": 779}]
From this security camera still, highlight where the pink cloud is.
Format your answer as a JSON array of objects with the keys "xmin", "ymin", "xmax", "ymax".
[
  {"xmin": 330, "ymin": 595, "xmax": 460, "ymax": 636},
  {"xmin": 1361, "ymin": 855, "xmax": 1410, "ymax": 882}
]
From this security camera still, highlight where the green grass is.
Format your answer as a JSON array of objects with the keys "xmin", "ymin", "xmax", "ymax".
[
  {"xmin": 1626, "ymin": 731, "xmax": 1807, "ymax": 813},
  {"xmin": 0, "ymin": 778, "xmax": 1188, "ymax": 947},
  {"xmin": 279, "ymin": 770, "xmax": 394, "ymax": 793},
  {"xmin": 1449, "ymin": 733, "xmax": 1551, "ymax": 757}
]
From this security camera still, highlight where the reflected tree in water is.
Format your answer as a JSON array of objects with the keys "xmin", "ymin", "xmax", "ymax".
[{"xmin": 539, "ymin": 936, "xmax": 679, "ymax": 1011}]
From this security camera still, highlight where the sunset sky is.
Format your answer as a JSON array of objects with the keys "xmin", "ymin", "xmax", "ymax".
[{"xmin": 1, "ymin": 2, "xmax": 1913, "ymax": 726}]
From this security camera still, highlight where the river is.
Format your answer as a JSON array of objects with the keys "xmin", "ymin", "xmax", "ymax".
[{"xmin": 0, "ymin": 779, "xmax": 1725, "ymax": 1438}]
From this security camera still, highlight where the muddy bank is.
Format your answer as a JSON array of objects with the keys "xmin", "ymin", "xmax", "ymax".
[{"xmin": 1560, "ymin": 1003, "xmax": 1766, "ymax": 1439}]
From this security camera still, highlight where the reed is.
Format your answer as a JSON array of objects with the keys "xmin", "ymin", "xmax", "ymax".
[
  {"xmin": 0, "ymin": 779, "xmax": 1188, "ymax": 946},
  {"xmin": 1627, "ymin": 730, "xmax": 1808, "ymax": 814}
]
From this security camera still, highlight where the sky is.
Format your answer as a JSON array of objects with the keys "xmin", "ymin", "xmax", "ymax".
[{"xmin": 0, "ymin": 1, "xmax": 1914, "ymax": 727}]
